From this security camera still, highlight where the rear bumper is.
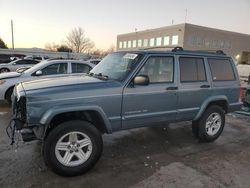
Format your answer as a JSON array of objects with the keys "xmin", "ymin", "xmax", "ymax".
[{"xmin": 228, "ymin": 102, "xmax": 243, "ymax": 113}]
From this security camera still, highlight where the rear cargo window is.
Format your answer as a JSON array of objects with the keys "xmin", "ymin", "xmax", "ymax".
[
  {"xmin": 208, "ymin": 58, "xmax": 235, "ymax": 81},
  {"xmin": 179, "ymin": 57, "xmax": 206, "ymax": 82}
]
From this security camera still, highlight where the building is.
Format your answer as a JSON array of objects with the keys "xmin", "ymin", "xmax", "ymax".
[{"xmin": 117, "ymin": 23, "xmax": 250, "ymax": 63}]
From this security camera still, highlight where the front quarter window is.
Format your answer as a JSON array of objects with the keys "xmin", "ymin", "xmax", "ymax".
[{"xmin": 89, "ymin": 52, "xmax": 142, "ymax": 81}]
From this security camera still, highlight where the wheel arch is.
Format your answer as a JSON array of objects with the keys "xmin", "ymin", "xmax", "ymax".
[
  {"xmin": 41, "ymin": 106, "xmax": 112, "ymax": 139},
  {"xmin": 194, "ymin": 96, "xmax": 229, "ymax": 121}
]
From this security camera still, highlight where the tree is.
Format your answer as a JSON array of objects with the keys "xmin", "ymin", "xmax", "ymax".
[
  {"xmin": 45, "ymin": 42, "xmax": 58, "ymax": 51},
  {"xmin": 57, "ymin": 45, "xmax": 72, "ymax": 52},
  {"xmin": 66, "ymin": 27, "xmax": 94, "ymax": 53},
  {"xmin": 0, "ymin": 38, "xmax": 8, "ymax": 49}
]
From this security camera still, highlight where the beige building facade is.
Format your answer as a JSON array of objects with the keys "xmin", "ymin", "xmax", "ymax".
[{"xmin": 117, "ymin": 23, "xmax": 250, "ymax": 63}]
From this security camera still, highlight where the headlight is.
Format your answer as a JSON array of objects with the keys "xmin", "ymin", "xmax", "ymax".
[{"xmin": 0, "ymin": 80, "xmax": 6, "ymax": 85}]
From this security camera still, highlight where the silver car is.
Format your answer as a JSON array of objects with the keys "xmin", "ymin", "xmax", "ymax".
[
  {"xmin": 0, "ymin": 59, "xmax": 39, "ymax": 73},
  {"xmin": 0, "ymin": 59, "xmax": 95, "ymax": 103}
]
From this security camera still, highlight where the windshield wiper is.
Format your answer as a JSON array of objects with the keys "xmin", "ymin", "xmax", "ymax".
[{"xmin": 88, "ymin": 72, "xmax": 109, "ymax": 80}]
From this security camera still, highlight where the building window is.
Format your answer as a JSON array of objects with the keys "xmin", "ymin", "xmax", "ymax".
[
  {"xmin": 138, "ymin": 39, "xmax": 142, "ymax": 47},
  {"xmin": 204, "ymin": 39, "xmax": 210, "ymax": 48},
  {"xmin": 143, "ymin": 39, "xmax": 148, "ymax": 47},
  {"xmin": 150, "ymin": 38, "xmax": 155, "ymax": 47},
  {"xmin": 128, "ymin": 41, "xmax": 131, "ymax": 48},
  {"xmin": 163, "ymin": 36, "xmax": 170, "ymax": 46},
  {"xmin": 132, "ymin": 40, "xmax": 137, "ymax": 48},
  {"xmin": 172, "ymin": 35, "xmax": 179, "ymax": 45},
  {"xmin": 123, "ymin": 41, "xmax": 127, "ymax": 48},
  {"xmin": 119, "ymin": 42, "xmax": 123, "ymax": 49},
  {"xmin": 156, "ymin": 37, "xmax": 162, "ymax": 46}
]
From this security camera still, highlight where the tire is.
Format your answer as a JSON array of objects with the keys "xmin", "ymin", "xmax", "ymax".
[
  {"xmin": 5, "ymin": 87, "xmax": 14, "ymax": 104},
  {"xmin": 196, "ymin": 105, "xmax": 225, "ymax": 142},
  {"xmin": 43, "ymin": 120, "xmax": 103, "ymax": 176},
  {"xmin": 0, "ymin": 68, "xmax": 10, "ymax": 73}
]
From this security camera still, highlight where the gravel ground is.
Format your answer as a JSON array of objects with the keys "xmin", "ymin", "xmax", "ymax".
[{"xmin": 0, "ymin": 102, "xmax": 250, "ymax": 188}]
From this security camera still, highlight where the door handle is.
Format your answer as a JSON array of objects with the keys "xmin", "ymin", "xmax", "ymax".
[
  {"xmin": 166, "ymin": 86, "xmax": 178, "ymax": 90},
  {"xmin": 200, "ymin": 85, "xmax": 210, "ymax": 88}
]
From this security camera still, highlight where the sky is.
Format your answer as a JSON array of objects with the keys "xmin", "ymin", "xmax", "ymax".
[{"xmin": 0, "ymin": 0, "xmax": 250, "ymax": 50}]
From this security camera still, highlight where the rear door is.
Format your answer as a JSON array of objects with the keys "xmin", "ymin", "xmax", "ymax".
[
  {"xmin": 122, "ymin": 55, "xmax": 178, "ymax": 129},
  {"xmin": 177, "ymin": 56, "xmax": 212, "ymax": 120}
]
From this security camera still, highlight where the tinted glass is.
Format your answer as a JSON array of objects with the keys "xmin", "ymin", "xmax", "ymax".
[
  {"xmin": 15, "ymin": 60, "xmax": 27, "ymax": 65},
  {"xmin": 138, "ymin": 56, "xmax": 174, "ymax": 83},
  {"xmin": 26, "ymin": 60, "xmax": 38, "ymax": 64},
  {"xmin": 41, "ymin": 63, "xmax": 68, "ymax": 75},
  {"xmin": 72, "ymin": 63, "xmax": 91, "ymax": 73},
  {"xmin": 180, "ymin": 57, "xmax": 206, "ymax": 82},
  {"xmin": 208, "ymin": 58, "xmax": 235, "ymax": 81}
]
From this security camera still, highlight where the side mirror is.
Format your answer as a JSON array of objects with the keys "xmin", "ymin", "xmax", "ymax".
[
  {"xmin": 35, "ymin": 70, "xmax": 42, "ymax": 76},
  {"xmin": 134, "ymin": 75, "xmax": 149, "ymax": 85}
]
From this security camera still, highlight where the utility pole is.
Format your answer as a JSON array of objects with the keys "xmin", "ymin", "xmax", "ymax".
[{"xmin": 11, "ymin": 20, "xmax": 14, "ymax": 50}]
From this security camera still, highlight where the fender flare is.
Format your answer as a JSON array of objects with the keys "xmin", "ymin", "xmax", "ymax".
[
  {"xmin": 40, "ymin": 105, "xmax": 112, "ymax": 133},
  {"xmin": 193, "ymin": 95, "xmax": 229, "ymax": 121}
]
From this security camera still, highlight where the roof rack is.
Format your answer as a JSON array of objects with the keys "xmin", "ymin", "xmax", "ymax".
[
  {"xmin": 139, "ymin": 46, "xmax": 174, "ymax": 50},
  {"xmin": 139, "ymin": 46, "xmax": 226, "ymax": 55},
  {"xmin": 171, "ymin": 46, "xmax": 184, "ymax": 52}
]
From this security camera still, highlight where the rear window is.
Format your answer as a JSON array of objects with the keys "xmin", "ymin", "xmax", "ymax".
[
  {"xmin": 179, "ymin": 57, "xmax": 206, "ymax": 82},
  {"xmin": 208, "ymin": 58, "xmax": 235, "ymax": 81}
]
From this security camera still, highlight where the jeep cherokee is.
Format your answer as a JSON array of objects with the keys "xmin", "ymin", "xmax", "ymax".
[{"xmin": 8, "ymin": 47, "xmax": 242, "ymax": 176}]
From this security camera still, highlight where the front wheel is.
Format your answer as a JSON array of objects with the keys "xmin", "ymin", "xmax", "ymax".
[
  {"xmin": 43, "ymin": 120, "xmax": 103, "ymax": 176},
  {"xmin": 0, "ymin": 68, "xmax": 10, "ymax": 73},
  {"xmin": 195, "ymin": 105, "xmax": 225, "ymax": 142}
]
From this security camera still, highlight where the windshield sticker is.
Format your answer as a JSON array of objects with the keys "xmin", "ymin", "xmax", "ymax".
[{"xmin": 123, "ymin": 53, "xmax": 138, "ymax": 60}]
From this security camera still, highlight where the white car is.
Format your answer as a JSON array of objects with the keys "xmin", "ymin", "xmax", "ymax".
[
  {"xmin": 0, "ymin": 60, "xmax": 95, "ymax": 103},
  {"xmin": 0, "ymin": 59, "xmax": 39, "ymax": 73},
  {"xmin": 237, "ymin": 64, "xmax": 250, "ymax": 83}
]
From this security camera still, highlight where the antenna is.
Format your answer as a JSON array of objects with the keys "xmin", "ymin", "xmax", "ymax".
[{"xmin": 185, "ymin": 9, "xmax": 188, "ymax": 23}]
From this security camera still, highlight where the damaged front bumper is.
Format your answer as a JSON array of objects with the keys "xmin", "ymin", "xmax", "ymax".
[{"xmin": 6, "ymin": 118, "xmax": 37, "ymax": 145}]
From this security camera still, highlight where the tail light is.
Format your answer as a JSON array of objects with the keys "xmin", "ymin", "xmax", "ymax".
[{"xmin": 239, "ymin": 87, "xmax": 245, "ymax": 102}]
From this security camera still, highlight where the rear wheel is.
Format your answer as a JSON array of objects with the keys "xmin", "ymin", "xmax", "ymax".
[
  {"xmin": 43, "ymin": 120, "xmax": 103, "ymax": 176},
  {"xmin": 193, "ymin": 105, "xmax": 225, "ymax": 142},
  {"xmin": 0, "ymin": 68, "xmax": 10, "ymax": 73}
]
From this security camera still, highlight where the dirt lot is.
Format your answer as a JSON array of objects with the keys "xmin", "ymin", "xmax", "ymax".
[{"xmin": 0, "ymin": 102, "xmax": 250, "ymax": 188}]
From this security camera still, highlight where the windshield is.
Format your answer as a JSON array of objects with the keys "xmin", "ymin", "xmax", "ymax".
[
  {"xmin": 23, "ymin": 60, "xmax": 48, "ymax": 74},
  {"xmin": 89, "ymin": 52, "xmax": 142, "ymax": 81}
]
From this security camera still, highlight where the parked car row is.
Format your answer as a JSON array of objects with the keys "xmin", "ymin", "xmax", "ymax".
[
  {"xmin": 6, "ymin": 47, "xmax": 242, "ymax": 177},
  {"xmin": 0, "ymin": 59, "xmax": 95, "ymax": 103},
  {"xmin": 0, "ymin": 59, "xmax": 39, "ymax": 73}
]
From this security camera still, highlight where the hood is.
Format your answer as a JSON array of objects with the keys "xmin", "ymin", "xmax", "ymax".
[
  {"xmin": 21, "ymin": 75, "xmax": 116, "ymax": 91},
  {"xmin": 0, "ymin": 72, "xmax": 21, "ymax": 79}
]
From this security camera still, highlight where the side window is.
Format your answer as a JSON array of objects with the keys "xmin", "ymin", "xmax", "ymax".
[
  {"xmin": 138, "ymin": 56, "xmax": 174, "ymax": 83},
  {"xmin": 208, "ymin": 58, "xmax": 235, "ymax": 81},
  {"xmin": 72, "ymin": 63, "xmax": 91, "ymax": 73},
  {"xmin": 41, "ymin": 63, "xmax": 68, "ymax": 75},
  {"xmin": 15, "ymin": 60, "xmax": 26, "ymax": 65},
  {"xmin": 179, "ymin": 57, "xmax": 206, "ymax": 82},
  {"xmin": 26, "ymin": 60, "xmax": 38, "ymax": 64}
]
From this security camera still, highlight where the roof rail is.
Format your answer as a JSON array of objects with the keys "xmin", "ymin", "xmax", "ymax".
[
  {"xmin": 139, "ymin": 46, "xmax": 174, "ymax": 50},
  {"xmin": 172, "ymin": 46, "xmax": 184, "ymax": 52}
]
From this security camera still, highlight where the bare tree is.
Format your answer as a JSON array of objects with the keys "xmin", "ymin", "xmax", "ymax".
[
  {"xmin": 66, "ymin": 27, "xmax": 94, "ymax": 53},
  {"xmin": 45, "ymin": 42, "xmax": 59, "ymax": 51}
]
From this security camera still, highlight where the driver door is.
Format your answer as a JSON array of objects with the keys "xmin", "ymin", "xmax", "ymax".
[{"xmin": 122, "ymin": 55, "xmax": 178, "ymax": 129}]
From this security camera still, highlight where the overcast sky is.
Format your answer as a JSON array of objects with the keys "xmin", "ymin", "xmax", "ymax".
[{"xmin": 0, "ymin": 0, "xmax": 249, "ymax": 50}]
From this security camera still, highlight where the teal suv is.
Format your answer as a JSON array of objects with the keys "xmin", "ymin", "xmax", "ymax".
[{"xmin": 8, "ymin": 47, "xmax": 242, "ymax": 176}]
